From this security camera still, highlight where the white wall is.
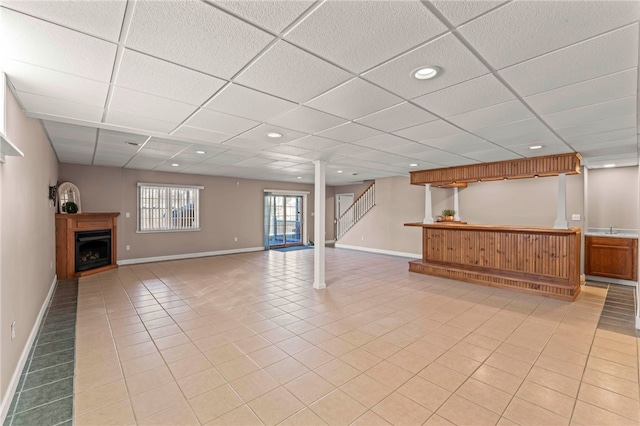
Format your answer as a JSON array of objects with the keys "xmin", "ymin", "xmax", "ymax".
[{"xmin": 587, "ymin": 166, "xmax": 638, "ymax": 230}]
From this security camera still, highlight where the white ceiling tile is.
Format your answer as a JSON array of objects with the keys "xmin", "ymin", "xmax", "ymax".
[
  {"xmin": 351, "ymin": 134, "xmax": 410, "ymax": 150},
  {"xmin": 97, "ymin": 128, "xmax": 148, "ymax": 146},
  {"xmin": 55, "ymin": 151, "xmax": 94, "ymax": 165},
  {"xmin": 93, "ymin": 155, "xmax": 132, "ymax": 168},
  {"xmin": 412, "ymin": 73, "xmax": 515, "ymax": 118},
  {"xmin": 262, "ymin": 144, "xmax": 311, "ymax": 156},
  {"xmin": 475, "ymin": 118, "xmax": 555, "ymax": 144},
  {"xmin": 116, "ymin": 49, "xmax": 226, "ymax": 105},
  {"xmin": 5, "ymin": 60, "xmax": 109, "ymax": 107},
  {"xmin": 448, "ymin": 100, "xmax": 533, "ymax": 131},
  {"xmin": 154, "ymin": 160, "xmax": 195, "ymax": 172},
  {"xmin": 2, "ymin": 0, "xmax": 126, "ymax": 40},
  {"xmin": 355, "ymin": 151, "xmax": 412, "ymax": 165},
  {"xmin": 578, "ymin": 143, "xmax": 637, "ymax": 159},
  {"xmin": 394, "ymin": 119, "xmax": 462, "ymax": 142},
  {"xmin": 306, "ymin": 78, "xmax": 402, "ymax": 120},
  {"xmin": 214, "ymin": 0, "xmax": 313, "ymax": 33},
  {"xmin": 288, "ymin": 135, "xmax": 343, "ymax": 151},
  {"xmin": 316, "ymin": 122, "xmax": 383, "ymax": 143},
  {"xmin": 205, "ymin": 84, "xmax": 297, "ymax": 122},
  {"xmin": 459, "ymin": 1, "xmax": 639, "ymax": 70},
  {"xmin": 18, "ymin": 91, "xmax": 105, "ymax": 122},
  {"xmin": 430, "ymin": 1, "xmax": 508, "ymax": 26},
  {"xmin": 43, "ymin": 120, "xmax": 97, "ymax": 141},
  {"xmin": 571, "ymin": 137, "xmax": 635, "ymax": 151},
  {"xmin": 233, "ymin": 156, "xmax": 276, "ymax": 167},
  {"xmin": 142, "ymin": 138, "xmax": 190, "ymax": 156},
  {"xmin": 286, "ymin": 1, "xmax": 447, "ymax": 73},
  {"xmin": 105, "ymin": 110, "xmax": 178, "ymax": 133},
  {"xmin": 268, "ymin": 106, "xmax": 346, "ymax": 134},
  {"xmin": 1, "ymin": 8, "xmax": 117, "ymax": 81},
  {"xmin": 421, "ymin": 132, "xmax": 487, "ymax": 150},
  {"xmin": 236, "ymin": 41, "xmax": 352, "ymax": 103},
  {"xmin": 355, "ymin": 102, "xmax": 437, "ymax": 132},
  {"xmin": 499, "ymin": 24, "xmax": 639, "ymax": 96},
  {"xmin": 564, "ymin": 127, "xmax": 636, "ymax": 145},
  {"xmin": 525, "ymin": 69, "xmax": 637, "ymax": 116},
  {"xmin": 390, "ymin": 142, "xmax": 440, "ymax": 156},
  {"xmin": 126, "ymin": 0, "xmax": 273, "ymax": 78},
  {"xmin": 413, "ymin": 150, "xmax": 476, "ymax": 167},
  {"xmin": 109, "ymin": 87, "xmax": 198, "ymax": 123},
  {"xmin": 172, "ymin": 145, "xmax": 226, "ymax": 161},
  {"xmin": 544, "ymin": 96, "xmax": 635, "ymax": 129},
  {"xmin": 205, "ymin": 151, "xmax": 254, "ymax": 165},
  {"xmin": 223, "ymin": 137, "xmax": 279, "ymax": 151},
  {"xmin": 185, "ymin": 108, "xmax": 259, "ymax": 134},
  {"xmin": 464, "ymin": 148, "xmax": 521, "ymax": 162},
  {"xmin": 171, "ymin": 126, "xmax": 233, "ymax": 145},
  {"xmin": 125, "ymin": 156, "xmax": 167, "ymax": 169},
  {"xmin": 240, "ymin": 124, "xmax": 307, "ymax": 144},
  {"xmin": 363, "ymin": 33, "xmax": 488, "ymax": 99}
]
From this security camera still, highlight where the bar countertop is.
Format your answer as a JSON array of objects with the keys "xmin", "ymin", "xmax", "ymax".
[{"xmin": 404, "ymin": 222, "xmax": 581, "ymax": 235}]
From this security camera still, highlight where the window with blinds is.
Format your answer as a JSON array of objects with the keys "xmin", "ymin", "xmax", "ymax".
[{"xmin": 137, "ymin": 183, "xmax": 203, "ymax": 232}]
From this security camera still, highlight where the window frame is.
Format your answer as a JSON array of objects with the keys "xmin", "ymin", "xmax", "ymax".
[{"xmin": 136, "ymin": 182, "xmax": 203, "ymax": 233}]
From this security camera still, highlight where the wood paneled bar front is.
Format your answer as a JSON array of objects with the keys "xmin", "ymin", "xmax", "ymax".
[{"xmin": 405, "ymin": 223, "xmax": 581, "ymax": 301}]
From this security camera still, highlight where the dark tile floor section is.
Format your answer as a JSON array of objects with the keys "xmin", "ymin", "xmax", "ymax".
[
  {"xmin": 3, "ymin": 279, "xmax": 78, "ymax": 426},
  {"xmin": 587, "ymin": 281, "xmax": 639, "ymax": 337}
]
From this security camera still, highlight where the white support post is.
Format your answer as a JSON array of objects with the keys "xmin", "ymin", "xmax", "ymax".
[
  {"xmin": 554, "ymin": 173, "xmax": 569, "ymax": 229},
  {"xmin": 453, "ymin": 187, "xmax": 461, "ymax": 221},
  {"xmin": 313, "ymin": 160, "xmax": 326, "ymax": 289},
  {"xmin": 423, "ymin": 184, "xmax": 434, "ymax": 224}
]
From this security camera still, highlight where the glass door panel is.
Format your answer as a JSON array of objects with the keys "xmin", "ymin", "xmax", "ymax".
[{"xmin": 267, "ymin": 195, "xmax": 303, "ymax": 248}]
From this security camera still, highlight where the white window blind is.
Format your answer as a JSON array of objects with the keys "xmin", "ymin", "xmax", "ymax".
[{"xmin": 137, "ymin": 183, "xmax": 203, "ymax": 232}]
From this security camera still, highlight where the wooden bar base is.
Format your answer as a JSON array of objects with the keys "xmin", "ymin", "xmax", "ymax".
[{"xmin": 405, "ymin": 223, "xmax": 581, "ymax": 301}]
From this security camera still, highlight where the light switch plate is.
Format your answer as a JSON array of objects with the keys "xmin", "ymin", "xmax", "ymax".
[{"xmin": 571, "ymin": 214, "xmax": 581, "ymax": 220}]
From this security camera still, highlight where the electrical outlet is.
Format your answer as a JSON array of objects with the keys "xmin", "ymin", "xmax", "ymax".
[
  {"xmin": 571, "ymin": 214, "xmax": 581, "ymax": 221},
  {"xmin": 11, "ymin": 322, "xmax": 16, "ymax": 340},
  {"xmin": 234, "ymin": 237, "xmax": 237, "ymax": 242},
  {"xmin": 125, "ymin": 245, "xmax": 131, "ymax": 251},
  {"xmin": 361, "ymin": 236, "xmax": 365, "ymax": 241}
]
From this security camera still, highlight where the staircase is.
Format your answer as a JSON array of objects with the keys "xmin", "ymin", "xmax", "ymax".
[{"xmin": 336, "ymin": 182, "xmax": 376, "ymax": 240}]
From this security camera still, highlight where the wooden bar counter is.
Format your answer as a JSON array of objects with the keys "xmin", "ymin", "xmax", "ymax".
[{"xmin": 405, "ymin": 223, "xmax": 581, "ymax": 301}]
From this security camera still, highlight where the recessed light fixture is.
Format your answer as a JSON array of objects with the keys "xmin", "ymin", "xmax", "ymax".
[
  {"xmin": 125, "ymin": 141, "xmax": 140, "ymax": 146},
  {"xmin": 529, "ymin": 145, "xmax": 542, "ymax": 150},
  {"xmin": 171, "ymin": 163, "xmax": 179, "ymax": 167},
  {"xmin": 413, "ymin": 66, "xmax": 441, "ymax": 80},
  {"xmin": 337, "ymin": 170, "xmax": 343, "ymax": 173},
  {"xmin": 267, "ymin": 132, "xmax": 282, "ymax": 138},
  {"xmin": 296, "ymin": 176, "xmax": 302, "ymax": 180},
  {"xmin": 196, "ymin": 150, "xmax": 206, "ymax": 154},
  {"xmin": 409, "ymin": 163, "xmax": 418, "ymax": 167},
  {"xmin": 603, "ymin": 164, "xmax": 616, "ymax": 168}
]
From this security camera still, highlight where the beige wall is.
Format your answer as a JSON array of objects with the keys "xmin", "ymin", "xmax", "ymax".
[
  {"xmin": 1, "ymin": 87, "xmax": 58, "ymax": 402},
  {"xmin": 587, "ymin": 166, "xmax": 638, "ymax": 230},
  {"xmin": 59, "ymin": 164, "xmax": 347, "ymax": 260}
]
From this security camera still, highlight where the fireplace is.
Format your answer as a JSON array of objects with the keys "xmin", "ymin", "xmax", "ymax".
[{"xmin": 75, "ymin": 229, "xmax": 111, "ymax": 272}]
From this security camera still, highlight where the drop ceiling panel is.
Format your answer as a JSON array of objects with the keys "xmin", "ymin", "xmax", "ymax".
[
  {"xmin": 571, "ymin": 137, "xmax": 635, "ymax": 151},
  {"xmin": 363, "ymin": 33, "xmax": 488, "ymax": 99},
  {"xmin": 214, "ymin": 0, "xmax": 313, "ymax": 33},
  {"xmin": 459, "ymin": 1, "xmax": 639, "ymax": 70},
  {"xmin": 205, "ymin": 151, "xmax": 255, "ymax": 165},
  {"xmin": 355, "ymin": 151, "xmax": 412, "ymax": 165},
  {"xmin": 232, "ymin": 156, "xmax": 276, "ymax": 167},
  {"xmin": 525, "ymin": 69, "xmax": 637, "ymax": 116},
  {"xmin": 1, "ymin": 8, "xmax": 117, "ymax": 81},
  {"xmin": 43, "ymin": 121, "xmax": 97, "ymax": 142},
  {"xmin": 204, "ymin": 84, "xmax": 297, "ymax": 122},
  {"xmin": 126, "ymin": 0, "xmax": 273, "ymax": 78},
  {"xmin": 109, "ymin": 87, "xmax": 198, "ymax": 123},
  {"xmin": 385, "ymin": 142, "xmax": 434, "ymax": 156},
  {"xmin": 268, "ymin": 106, "xmax": 346, "ymax": 134},
  {"xmin": 171, "ymin": 126, "xmax": 233, "ymax": 145},
  {"xmin": 235, "ymin": 41, "xmax": 352, "ymax": 103},
  {"xmin": 464, "ymin": 148, "xmax": 521, "ymax": 162},
  {"xmin": 116, "ymin": 50, "xmax": 226, "ymax": 105},
  {"xmin": 306, "ymin": 78, "xmax": 402, "ymax": 120},
  {"xmin": 5, "ymin": 60, "xmax": 109, "ymax": 107},
  {"xmin": 499, "ymin": 24, "xmax": 639, "ymax": 96},
  {"xmin": 422, "ymin": 132, "xmax": 487, "ymax": 150},
  {"xmin": 93, "ymin": 155, "xmax": 133, "ymax": 168},
  {"xmin": 286, "ymin": 1, "xmax": 447, "ymax": 73},
  {"xmin": 172, "ymin": 144, "xmax": 227, "ymax": 160},
  {"xmin": 351, "ymin": 134, "xmax": 410, "ymax": 150},
  {"xmin": 140, "ymin": 138, "xmax": 190, "ymax": 158},
  {"xmin": 105, "ymin": 110, "xmax": 178, "ymax": 133},
  {"xmin": 18, "ymin": 92, "xmax": 105, "ymax": 122},
  {"xmin": 413, "ymin": 150, "xmax": 478, "ymax": 166},
  {"xmin": 239, "ymin": 124, "xmax": 307, "ymax": 144},
  {"xmin": 224, "ymin": 137, "xmax": 279, "ymax": 151},
  {"xmin": 315, "ymin": 122, "xmax": 383, "ymax": 143},
  {"xmin": 557, "ymin": 115, "xmax": 636, "ymax": 138},
  {"xmin": 263, "ymin": 144, "xmax": 311, "ymax": 156},
  {"xmin": 430, "ymin": 1, "xmax": 507, "ymax": 26},
  {"xmin": 355, "ymin": 102, "xmax": 437, "ymax": 132},
  {"xmin": 185, "ymin": 109, "xmax": 260, "ymax": 134},
  {"xmin": 97, "ymin": 129, "xmax": 148, "ymax": 146},
  {"xmin": 474, "ymin": 118, "xmax": 555, "ymax": 143},
  {"xmin": 287, "ymin": 135, "xmax": 343, "ymax": 151},
  {"xmin": 125, "ymin": 156, "xmax": 167, "ymax": 169},
  {"xmin": 564, "ymin": 127, "xmax": 637, "ymax": 146},
  {"xmin": 448, "ymin": 100, "xmax": 533, "ymax": 131},
  {"xmin": 412, "ymin": 74, "xmax": 515, "ymax": 118},
  {"xmin": 394, "ymin": 119, "xmax": 462, "ymax": 142},
  {"xmin": 543, "ymin": 97, "xmax": 635, "ymax": 129}
]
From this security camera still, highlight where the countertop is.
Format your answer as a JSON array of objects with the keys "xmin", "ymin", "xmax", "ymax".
[{"xmin": 585, "ymin": 228, "xmax": 638, "ymax": 239}]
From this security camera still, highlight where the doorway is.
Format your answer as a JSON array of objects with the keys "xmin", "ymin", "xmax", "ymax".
[
  {"xmin": 336, "ymin": 193, "xmax": 354, "ymax": 218},
  {"xmin": 265, "ymin": 194, "xmax": 305, "ymax": 248}
]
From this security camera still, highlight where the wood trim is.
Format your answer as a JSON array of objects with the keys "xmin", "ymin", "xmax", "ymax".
[
  {"xmin": 55, "ymin": 212, "xmax": 120, "ymax": 279},
  {"xmin": 410, "ymin": 153, "xmax": 581, "ymax": 186}
]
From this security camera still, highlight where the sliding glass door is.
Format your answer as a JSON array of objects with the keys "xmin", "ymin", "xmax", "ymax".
[{"xmin": 266, "ymin": 195, "xmax": 303, "ymax": 248}]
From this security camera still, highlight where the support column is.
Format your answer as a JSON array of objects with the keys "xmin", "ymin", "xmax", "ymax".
[
  {"xmin": 554, "ymin": 173, "xmax": 569, "ymax": 229},
  {"xmin": 313, "ymin": 160, "xmax": 326, "ymax": 289},
  {"xmin": 453, "ymin": 187, "xmax": 461, "ymax": 221},
  {"xmin": 423, "ymin": 184, "xmax": 434, "ymax": 224}
]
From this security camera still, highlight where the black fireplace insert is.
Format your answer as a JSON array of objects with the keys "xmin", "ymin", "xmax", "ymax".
[{"xmin": 75, "ymin": 229, "xmax": 111, "ymax": 272}]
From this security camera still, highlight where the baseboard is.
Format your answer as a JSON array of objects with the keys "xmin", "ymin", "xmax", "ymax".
[
  {"xmin": 117, "ymin": 247, "xmax": 265, "ymax": 265},
  {"xmin": 1, "ymin": 274, "xmax": 57, "ymax": 423},
  {"xmin": 585, "ymin": 275, "xmax": 637, "ymax": 287},
  {"xmin": 335, "ymin": 243, "xmax": 420, "ymax": 259}
]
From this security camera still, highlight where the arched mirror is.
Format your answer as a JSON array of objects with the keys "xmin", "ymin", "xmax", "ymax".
[{"xmin": 57, "ymin": 182, "xmax": 82, "ymax": 214}]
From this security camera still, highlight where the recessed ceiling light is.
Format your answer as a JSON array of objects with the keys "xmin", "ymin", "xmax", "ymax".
[
  {"xmin": 267, "ymin": 132, "xmax": 282, "ymax": 138},
  {"xmin": 125, "ymin": 141, "xmax": 139, "ymax": 146},
  {"xmin": 337, "ymin": 170, "xmax": 343, "ymax": 173},
  {"xmin": 296, "ymin": 176, "xmax": 302, "ymax": 179},
  {"xmin": 413, "ymin": 66, "xmax": 440, "ymax": 80},
  {"xmin": 196, "ymin": 150, "xmax": 206, "ymax": 154},
  {"xmin": 603, "ymin": 164, "xmax": 616, "ymax": 168},
  {"xmin": 171, "ymin": 163, "xmax": 179, "ymax": 167},
  {"xmin": 529, "ymin": 145, "xmax": 542, "ymax": 150},
  {"xmin": 409, "ymin": 163, "xmax": 418, "ymax": 167}
]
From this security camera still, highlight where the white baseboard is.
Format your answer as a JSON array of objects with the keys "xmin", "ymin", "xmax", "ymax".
[
  {"xmin": 117, "ymin": 246, "xmax": 265, "ymax": 266},
  {"xmin": 335, "ymin": 243, "xmax": 420, "ymax": 259},
  {"xmin": 1, "ymin": 274, "xmax": 57, "ymax": 423},
  {"xmin": 585, "ymin": 275, "xmax": 637, "ymax": 287}
]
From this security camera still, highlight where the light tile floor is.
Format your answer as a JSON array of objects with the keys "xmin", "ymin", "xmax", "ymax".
[{"xmin": 72, "ymin": 248, "xmax": 640, "ymax": 425}]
